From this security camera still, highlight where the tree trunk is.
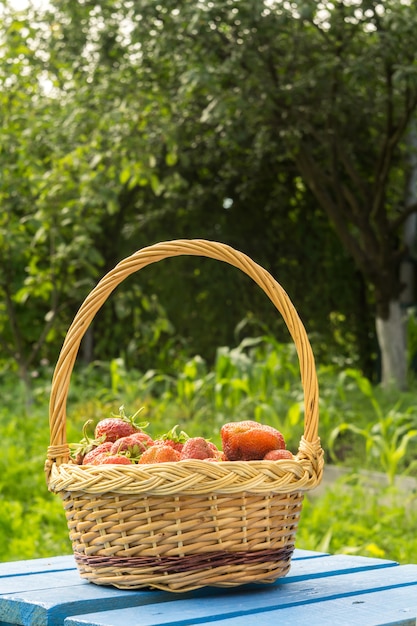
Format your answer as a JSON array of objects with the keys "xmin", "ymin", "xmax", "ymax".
[
  {"xmin": 398, "ymin": 123, "xmax": 417, "ymax": 380},
  {"xmin": 375, "ymin": 300, "xmax": 407, "ymax": 389},
  {"xmin": 400, "ymin": 123, "xmax": 417, "ymax": 308}
]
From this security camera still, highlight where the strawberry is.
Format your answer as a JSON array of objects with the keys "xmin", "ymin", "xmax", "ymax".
[
  {"xmin": 100, "ymin": 455, "xmax": 132, "ymax": 465},
  {"xmin": 263, "ymin": 449, "xmax": 294, "ymax": 460},
  {"xmin": 154, "ymin": 425, "xmax": 189, "ymax": 453},
  {"xmin": 110, "ymin": 432, "xmax": 154, "ymax": 459},
  {"xmin": 82, "ymin": 441, "xmax": 113, "ymax": 465},
  {"xmin": 221, "ymin": 420, "xmax": 286, "ymax": 461},
  {"xmin": 89, "ymin": 453, "xmax": 111, "ymax": 465},
  {"xmin": 138, "ymin": 444, "xmax": 181, "ymax": 463},
  {"xmin": 180, "ymin": 437, "xmax": 218, "ymax": 460},
  {"xmin": 70, "ymin": 420, "xmax": 106, "ymax": 464},
  {"xmin": 206, "ymin": 441, "xmax": 223, "ymax": 458},
  {"xmin": 94, "ymin": 405, "xmax": 148, "ymax": 443},
  {"xmin": 94, "ymin": 418, "xmax": 136, "ymax": 443}
]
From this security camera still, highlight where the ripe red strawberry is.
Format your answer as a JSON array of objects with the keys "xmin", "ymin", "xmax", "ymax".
[
  {"xmin": 138, "ymin": 445, "xmax": 181, "ymax": 463},
  {"xmin": 110, "ymin": 432, "xmax": 154, "ymax": 459},
  {"xmin": 207, "ymin": 441, "xmax": 223, "ymax": 457},
  {"xmin": 82, "ymin": 441, "xmax": 113, "ymax": 465},
  {"xmin": 100, "ymin": 455, "xmax": 132, "ymax": 465},
  {"xmin": 89, "ymin": 453, "xmax": 111, "ymax": 465},
  {"xmin": 94, "ymin": 405, "xmax": 148, "ymax": 443},
  {"xmin": 221, "ymin": 420, "xmax": 286, "ymax": 461},
  {"xmin": 263, "ymin": 449, "xmax": 294, "ymax": 460},
  {"xmin": 95, "ymin": 418, "xmax": 137, "ymax": 443},
  {"xmin": 180, "ymin": 437, "xmax": 218, "ymax": 460}
]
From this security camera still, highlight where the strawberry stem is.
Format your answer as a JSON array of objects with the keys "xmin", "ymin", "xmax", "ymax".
[
  {"xmin": 69, "ymin": 419, "xmax": 105, "ymax": 459},
  {"xmin": 159, "ymin": 424, "xmax": 190, "ymax": 443},
  {"xmin": 111, "ymin": 405, "xmax": 149, "ymax": 430}
]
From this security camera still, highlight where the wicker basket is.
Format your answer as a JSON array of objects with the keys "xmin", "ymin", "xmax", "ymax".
[{"xmin": 45, "ymin": 239, "xmax": 324, "ymax": 592}]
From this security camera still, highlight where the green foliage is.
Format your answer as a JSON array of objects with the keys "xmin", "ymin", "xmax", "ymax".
[
  {"xmin": 0, "ymin": 384, "xmax": 72, "ymax": 560},
  {"xmin": 298, "ymin": 477, "xmax": 417, "ymax": 564},
  {"xmin": 6, "ymin": 0, "xmax": 415, "ymax": 388},
  {"xmin": 326, "ymin": 369, "xmax": 417, "ymax": 483}
]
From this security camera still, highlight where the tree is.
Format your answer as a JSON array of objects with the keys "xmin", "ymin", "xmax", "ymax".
[
  {"xmin": 0, "ymin": 1, "xmax": 188, "ymax": 385},
  {"xmin": 286, "ymin": 1, "xmax": 417, "ymax": 389},
  {"xmin": 115, "ymin": 0, "xmax": 417, "ymax": 388},
  {"xmin": 0, "ymin": 5, "xmax": 111, "ymax": 392}
]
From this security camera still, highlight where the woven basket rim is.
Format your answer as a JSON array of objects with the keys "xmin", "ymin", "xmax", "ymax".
[{"xmin": 47, "ymin": 454, "xmax": 323, "ymax": 495}]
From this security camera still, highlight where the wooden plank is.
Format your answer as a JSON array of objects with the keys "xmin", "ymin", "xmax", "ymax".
[
  {"xmin": 0, "ymin": 554, "xmax": 404, "ymax": 626},
  {"xmin": 291, "ymin": 548, "xmax": 330, "ymax": 559},
  {"xmin": 203, "ymin": 585, "xmax": 417, "ymax": 626},
  {"xmin": 283, "ymin": 553, "xmax": 398, "ymax": 582},
  {"xmin": 0, "ymin": 556, "xmax": 75, "ymax": 578},
  {"xmin": 63, "ymin": 566, "xmax": 417, "ymax": 626},
  {"xmin": 0, "ymin": 584, "xmax": 167, "ymax": 626},
  {"xmin": 0, "ymin": 570, "xmax": 85, "ymax": 595}
]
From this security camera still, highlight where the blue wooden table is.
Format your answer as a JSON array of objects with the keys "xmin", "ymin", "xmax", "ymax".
[{"xmin": 1, "ymin": 549, "xmax": 416, "ymax": 626}]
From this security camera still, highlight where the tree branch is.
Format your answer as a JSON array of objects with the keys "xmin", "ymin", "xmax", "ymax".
[
  {"xmin": 337, "ymin": 145, "xmax": 369, "ymax": 204},
  {"xmin": 389, "ymin": 200, "xmax": 417, "ymax": 233},
  {"xmin": 295, "ymin": 145, "xmax": 374, "ymax": 276},
  {"xmin": 0, "ymin": 328, "xmax": 14, "ymax": 359},
  {"xmin": 371, "ymin": 78, "xmax": 417, "ymax": 222}
]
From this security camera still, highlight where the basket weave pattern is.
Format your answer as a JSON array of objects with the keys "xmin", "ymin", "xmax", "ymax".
[{"xmin": 46, "ymin": 239, "xmax": 324, "ymax": 592}]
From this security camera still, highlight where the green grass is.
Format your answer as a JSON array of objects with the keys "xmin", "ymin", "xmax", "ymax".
[
  {"xmin": 1, "ymin": 335, "xmax": 416, "ymax": 563},
  {"xmin": 299, "ymin": 476, "xmax": 417, "ymax": 562}
]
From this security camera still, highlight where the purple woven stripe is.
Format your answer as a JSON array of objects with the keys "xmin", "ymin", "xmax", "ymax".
[{"xmin": 75, "ymin": 546, "xmax": 293, "ymax": 574}]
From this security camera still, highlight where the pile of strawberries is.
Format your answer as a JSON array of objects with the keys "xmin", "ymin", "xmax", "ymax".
[{"xmin": 70, "ymin": 406, "xmax": 294, "ymax": 466}]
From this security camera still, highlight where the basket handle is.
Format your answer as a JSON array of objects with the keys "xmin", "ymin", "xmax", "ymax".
[{"xmin": 48, "ymin": 239, "xmax": 319, "ymax": 466}]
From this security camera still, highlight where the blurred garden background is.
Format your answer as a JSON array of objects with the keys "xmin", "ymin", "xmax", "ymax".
[{"xmin": 1, "ymin": 0, "xmax": 417, "ymax": 564}]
